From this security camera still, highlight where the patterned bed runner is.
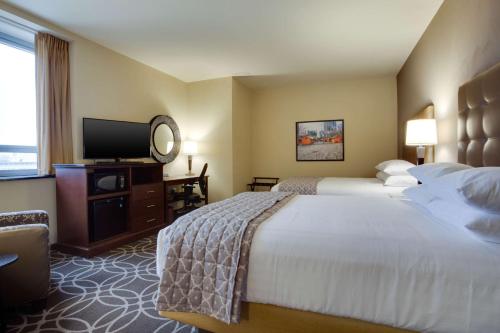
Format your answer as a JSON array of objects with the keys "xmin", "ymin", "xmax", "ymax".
[
  {"xmin": 278, "ymin": 177, "xmax": 323, "ymax": 194},
  {"xmin": 156, "ymin": 191, "xmax": 294, "ymax": 324}
]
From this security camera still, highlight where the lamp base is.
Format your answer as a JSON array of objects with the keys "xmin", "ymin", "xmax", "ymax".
[
  {"xmin": 186, "ymin": 155, "xmax": 194, "ymax": 176},
  {"xmin": 416, "ymin": 145, "xmax": 426, "ymax": 165}
]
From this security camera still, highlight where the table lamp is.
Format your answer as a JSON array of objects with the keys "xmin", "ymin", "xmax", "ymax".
[
  {"xmin": 405, "ymin": 119, "xmax": 437, "ymax": 165},
  {"xmin": 183, "ymin": 141, "xmax": 198, "ymax": 175}
]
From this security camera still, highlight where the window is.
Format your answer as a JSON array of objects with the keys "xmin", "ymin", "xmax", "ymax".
[{"xmin": 0, "ymin": 32, "xmax": 37, "ymax": 177}]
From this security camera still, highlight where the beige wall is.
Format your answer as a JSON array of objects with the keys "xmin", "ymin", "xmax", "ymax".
[
  {"xmin": 397, "ymin": 0, "xmax": 500, "ymax": 162},
  {"xmin": 186, "ymin": 78, "xmax": 234, "ymax": 202},
  {"xmin": 0, "ymin": 1, "xmax": 241, "ymax": 236},
  {"xmin": 0, "ymin": 3, "xmax": 189, "ymax": 242},
  {"xmin": 0, "ymin": 178, "xmax": 57, "ymax": 243},
  {"xmin": 251, "ymin": 77, "xmax": 398, "ymax": 179},
  {"xmin": 232, "ymin": 79, "xmax": 253, "ymax": 194},
  {"xmin": 71, "ymin": 38, "xmax": 188, "ymax": 177},
  {"xmin": 1, "ymin": 2, "xmax": 400, "ymax": 245}
]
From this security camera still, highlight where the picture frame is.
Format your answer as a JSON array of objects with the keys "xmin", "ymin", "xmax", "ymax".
[{"xmin": 296, "ymin": 119, "xmax": 344, "ymax": 161}]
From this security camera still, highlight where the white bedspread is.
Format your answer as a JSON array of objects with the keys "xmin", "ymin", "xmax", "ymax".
[
  {"xmin": 157, "ymin": 195, "xmax": 500, "ymax": 332},
  {"xmin": 272, "ymin": 177, "xmax": 408, "ymax": 197}
]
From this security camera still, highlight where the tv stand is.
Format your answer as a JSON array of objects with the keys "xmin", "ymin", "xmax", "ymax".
[
  {"xmin": 53, "ymin": 163, "xmax": 167, "ymax": 257},
  {"xmin": 95, "ymin": 159, "xmax": 145, "ymax": 165}
]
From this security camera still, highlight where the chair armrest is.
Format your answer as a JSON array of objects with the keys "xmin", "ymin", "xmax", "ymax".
[{"xmin": 0, "ymin": 210, "xmax": 49, "ymax": 228}]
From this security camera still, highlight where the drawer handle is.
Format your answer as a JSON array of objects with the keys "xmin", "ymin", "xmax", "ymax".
[
  {"xmin": 147, "ymin": 204, "xmax": 156, "ymax": 208},
  {"xmin": 146, "ymin": 218, "xmax": 157, "ymax": 223},
  {"xmin": 147, "ymin": 190, "xmax": 156, "ymax": 194}
]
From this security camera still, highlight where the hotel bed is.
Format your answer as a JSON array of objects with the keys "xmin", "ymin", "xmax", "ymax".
[
  {"xmin": 157, "ymin": 62, "xmax": 500, "ymax": 333},
  {"xmin": 270, "ymin": 176, "xmax": 409, "ymax": 197},
  {"xmin": 270, "ymin": 161, "xmax": 419, "ymax": 196},
  {"xmin": 158, "ymin": 194, "xmax": 500, "ymax": 333}
]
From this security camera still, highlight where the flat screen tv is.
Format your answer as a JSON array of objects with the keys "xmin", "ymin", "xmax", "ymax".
[{"xmin": 83, "ymin": 118, "xmax": 151, "ymax": 160}]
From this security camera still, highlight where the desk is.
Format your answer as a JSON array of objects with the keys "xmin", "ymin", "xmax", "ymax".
[{"xmin": 163, "ymin": 175, "xmax": 209, "ymax": 224}]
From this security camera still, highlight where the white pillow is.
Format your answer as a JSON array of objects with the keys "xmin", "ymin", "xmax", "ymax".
[
  {"xmin": 376, "ymin": 171, "xmax": 418, "ymax": 187},
  {"xmin": 407, "ymin": 162, "xmax": 472, "ymax": 184},
  {"xmin": 375, "ymin": 171, "xmax": 385, "ymax": 181},
  {"xmin": 404, "ymin": 185, "xmax": 500, "ymax": 243},
  {"xmin": 426, "ymin": 198, "xmax": 500, "ymax": 243},
  {"xmin": 426, "ymin": 167, "xmax": 500, "ymax": 214},
  {"xmin": 403, "ymin": 185, "xmax": 437, "ymax": 206},
  {"xmin": 375, "ymin": 159, "xmax": 415, "ymax": 176}
]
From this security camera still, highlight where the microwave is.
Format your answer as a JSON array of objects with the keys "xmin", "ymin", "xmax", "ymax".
[{"xmin": 90, "ymin": 172, "xmax": 127, "ymax": 194}]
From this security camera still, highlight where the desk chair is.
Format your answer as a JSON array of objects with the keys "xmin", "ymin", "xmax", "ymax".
[{"xmin": 174, "ymin": 163, "xmax": 208, "ymax": 212}]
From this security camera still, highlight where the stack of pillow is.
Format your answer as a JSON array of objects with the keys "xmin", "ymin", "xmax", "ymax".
[
  {"xmin": 404, "ymin": 163, "xmax": 500, "ymax": 243},
  {"xmin": 375, "ymin": 160, "xmax": 418, "ymax": 187}
]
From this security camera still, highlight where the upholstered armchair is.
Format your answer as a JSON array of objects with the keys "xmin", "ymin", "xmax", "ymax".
[{"xmin": 0, "ymin": 211, "xmax": 50, "ymax": 309}]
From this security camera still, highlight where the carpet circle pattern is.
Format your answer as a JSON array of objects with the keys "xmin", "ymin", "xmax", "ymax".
[{"xmin": 6, "ymin": 236, "xmax": 197, "ymax": 333}]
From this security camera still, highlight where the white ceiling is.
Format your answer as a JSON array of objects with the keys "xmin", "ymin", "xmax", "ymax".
[{"xmin": 5, "ymin": 0, "xmax": 442, "ymax": 86}]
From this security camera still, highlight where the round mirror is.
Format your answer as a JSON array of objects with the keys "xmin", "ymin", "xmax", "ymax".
[
  {"xmin": 153, "ymin": 124, "xmax": 174, "ymax": 155},
  {"xmin": 150, "ymin": 115, "xmax": 181, "ymax": 164}
]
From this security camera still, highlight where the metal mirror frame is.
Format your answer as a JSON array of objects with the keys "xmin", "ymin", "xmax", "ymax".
[{"xmin": 150, "ymin": 115, "xmax": 181, "ymax": 164}]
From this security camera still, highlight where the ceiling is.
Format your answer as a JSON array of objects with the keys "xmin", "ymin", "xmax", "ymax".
[{"xmin": 5, "ymin": 0, "xmax": 442, "ymax": 86}]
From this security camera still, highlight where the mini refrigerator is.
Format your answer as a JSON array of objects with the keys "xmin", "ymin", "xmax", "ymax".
[{"xmin": 89, "ymin": 196, "xmax": 127, "ymax": 242}]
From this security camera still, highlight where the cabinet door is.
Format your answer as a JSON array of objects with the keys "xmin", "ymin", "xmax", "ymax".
[{"xmin": 90, "ymin": 197, "xmax": 127, "ymax": 241}]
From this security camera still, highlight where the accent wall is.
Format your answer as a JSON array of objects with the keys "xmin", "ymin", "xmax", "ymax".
[
  {"xmin": 397, "ymin": 0, "xmax": 500, "ymax": 161},
  {"xmin": 251, "ymin": 77, "xmax": 398, "ymax": 179}
]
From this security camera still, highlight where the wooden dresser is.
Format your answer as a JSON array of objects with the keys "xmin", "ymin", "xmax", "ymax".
[{"xmin": 53, "ymin": 163, "xmax": 167, "ymax": 257}]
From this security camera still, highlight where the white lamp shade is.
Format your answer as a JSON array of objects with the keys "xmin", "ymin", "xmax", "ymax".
[
  {"xmin": 406, "ymin": 119, "xmax": 437, "ymax": 146},
  {"xmin": 183, "ymin": 141, "xmax": 198, "ymax": 155}
]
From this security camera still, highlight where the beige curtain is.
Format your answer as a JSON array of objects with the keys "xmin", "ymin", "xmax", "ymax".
[{"xmin": 35, "ymin": 33, "xmax": 73, "ymax": 175}]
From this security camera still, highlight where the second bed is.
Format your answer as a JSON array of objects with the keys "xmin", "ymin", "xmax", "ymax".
[{"xmin": 271, "ymin": 176, "xmax": 409, "ymax": 197}]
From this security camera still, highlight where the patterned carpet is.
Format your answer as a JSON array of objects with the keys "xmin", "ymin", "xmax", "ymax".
[{"xmin": 6, "ymin": 236, "xmax": 197, "ymax": 333}]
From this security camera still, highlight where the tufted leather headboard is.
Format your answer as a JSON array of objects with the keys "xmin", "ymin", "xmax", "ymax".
[{"xmin": 458, "ymin": 62, "xmax": 500, "ymax": 167}]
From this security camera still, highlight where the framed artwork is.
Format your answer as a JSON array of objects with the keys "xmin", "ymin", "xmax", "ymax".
[{"xmin": 296, "ymin": 119, "xmax": 344, "ymax": 161}]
